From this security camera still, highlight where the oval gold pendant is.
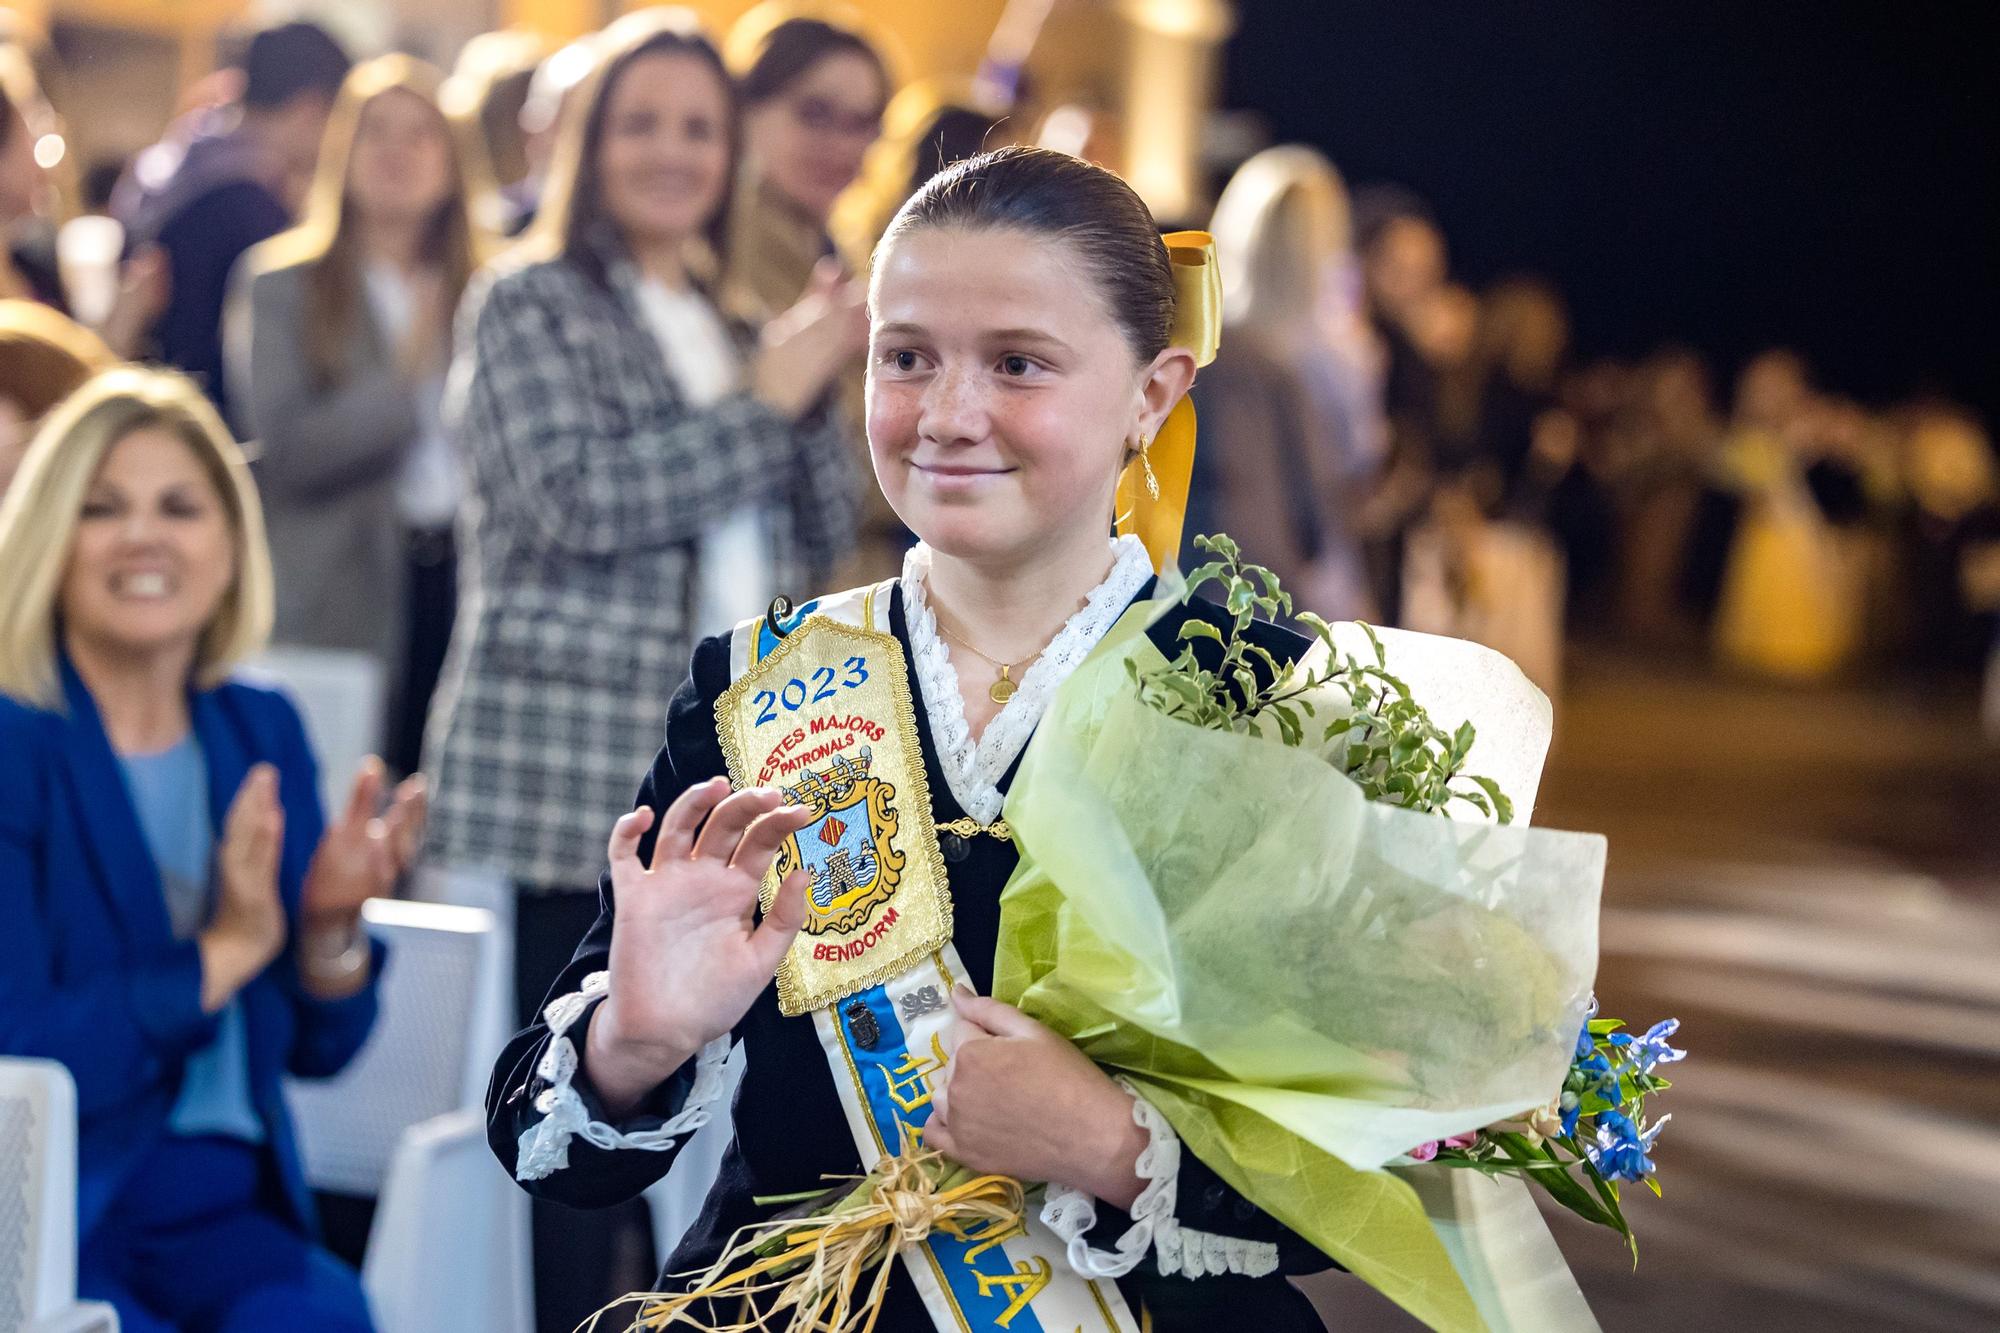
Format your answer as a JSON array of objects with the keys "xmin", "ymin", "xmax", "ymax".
[{"xmin": 989, "ymin": 675, "xmax": 1017, "ymax": 705}]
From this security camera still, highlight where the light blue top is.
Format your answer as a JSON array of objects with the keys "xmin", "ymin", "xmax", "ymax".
[{"xmin": 119, "ymin": 734, "xmax": 265, "ymax": 1145}]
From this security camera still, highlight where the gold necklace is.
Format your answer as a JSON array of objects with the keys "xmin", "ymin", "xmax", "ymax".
[{"xmin": 933, "ymin": 617, "xmax": 1045, "ymax": 705}]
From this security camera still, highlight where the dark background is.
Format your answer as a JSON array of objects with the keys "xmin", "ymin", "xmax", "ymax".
[{"xmin": 1222, "ymin": 0, "xmax": 1997, "ymax": 420}]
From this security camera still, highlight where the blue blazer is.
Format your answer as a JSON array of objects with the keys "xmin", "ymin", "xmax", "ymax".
[{"xmin": 0, "ymin": 658, "xmax": 386, "ymax": 1240}]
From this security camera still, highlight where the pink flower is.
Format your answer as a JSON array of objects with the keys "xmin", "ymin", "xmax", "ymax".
[{"xmin": 1407, "ymin": 1132, "xmax": 1480, "ymax": 1163}]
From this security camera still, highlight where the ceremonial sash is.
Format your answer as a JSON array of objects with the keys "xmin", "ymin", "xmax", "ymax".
[{"xmin": 718, "ymin": 585, "xmax": 1140, "ymax": 1333}]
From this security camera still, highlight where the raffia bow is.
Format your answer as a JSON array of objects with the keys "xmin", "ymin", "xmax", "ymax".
[{"xmin": 595, "ymin": 1137, "xmax": 1026, "ymax": 1333}]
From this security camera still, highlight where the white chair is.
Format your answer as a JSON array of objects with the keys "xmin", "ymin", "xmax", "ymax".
[
  {"xmin": 0, "ymin": 1057, "xmax": 118, "ymax": 1333},
  {"xmin": 238, "ymin": 646, "xmax": 386, "ymax": 818},
  {"xmin": 283, "ymin": 897, "xmax": 529, "ymax": 1333},
  {"xmin": 362, "ymin": 1109, "xmax": 529, "ymax": 1333}
]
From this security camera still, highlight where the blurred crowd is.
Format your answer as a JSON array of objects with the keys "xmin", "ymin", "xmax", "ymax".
[
  {"xmin": 3, "ymin": 5, "xmax": 1998, "ymax": 1332},
  {"xmin": 1186, "ymin": 153, "xmax": 2000, "ymax": 698}
]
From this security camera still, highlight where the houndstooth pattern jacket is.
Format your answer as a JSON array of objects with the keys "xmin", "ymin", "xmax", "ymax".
[{"xmin": 423, "ymin": 241, "xmax": 860, "ymax": 890}]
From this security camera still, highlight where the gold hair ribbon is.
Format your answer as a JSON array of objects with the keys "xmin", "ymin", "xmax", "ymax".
[{"xmin": 1117, "ymin": 230, "xmax": 1221, "ymax": 571}]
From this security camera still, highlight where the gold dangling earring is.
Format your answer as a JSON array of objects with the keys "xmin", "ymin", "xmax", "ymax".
[{"xmin": 1140, "ymin": 434, "xmax": 1160, "ymax": 500}]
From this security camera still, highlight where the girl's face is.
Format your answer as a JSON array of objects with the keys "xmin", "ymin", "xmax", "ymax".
[
  {"xmin": 347, "ymin": 87, "xmax": 456, "ymax": 230},
  {"xmin": 743, "ymin": 51, "xmax": 886, "ymax": 224},
  {"xmin": 596, "ymin": 50, "xmax": 732, "ymax": 252},
  {"xmin": 866, "ymin": 226, "xmax": 1192, "ymax": 568},
  {"xmin": 59, "ymin": 426, "xmax": 236, "ymax": 669}
]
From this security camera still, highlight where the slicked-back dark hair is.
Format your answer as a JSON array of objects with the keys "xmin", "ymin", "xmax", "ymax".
[{"xmin": 882, "ymin": 145, "xmax": 1173, "ymax": 364}]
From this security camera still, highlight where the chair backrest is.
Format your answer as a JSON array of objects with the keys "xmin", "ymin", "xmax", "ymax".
[
  {"xmin": 239, "ymin": 646, "xmax": 386, "ymax": 818},
  {"xmin": 285, "ymin": 898, "xmax": 508, "ymax": 1197},
  {"xmin": 0, "ymin": 1057, "xmax": 78, "ymax": 1329},
  {"xmin": 362, "ymin": 1109, "xmax": 533, "ymax": 1333}
]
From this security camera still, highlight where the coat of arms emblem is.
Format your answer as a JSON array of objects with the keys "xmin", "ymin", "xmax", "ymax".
[{"xmin": 775, "ymin": 748, "xmax": 907, "ymax": 935}]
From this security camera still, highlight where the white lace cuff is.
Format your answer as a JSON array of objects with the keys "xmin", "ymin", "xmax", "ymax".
[
  {"xmin": 1154, "ymin": 1220, "xmax": 1282, "ymax": 1280},
  {"xmin": 1038, "ymin": 1079, "xmax": 1280, "ymax": 1280},
  {"xmin": 514, "ymin": 971, "xmax": 732, "ymax": 1182}
]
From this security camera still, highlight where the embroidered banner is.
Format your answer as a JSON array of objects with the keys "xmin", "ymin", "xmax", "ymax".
[
  {"xmin": 722, "ymin": 588, "xmax": 1141, "ymax": 1333},
  {"xmin": 716, "ymin": 594, "xmax": 953, "ymax": 1016}
]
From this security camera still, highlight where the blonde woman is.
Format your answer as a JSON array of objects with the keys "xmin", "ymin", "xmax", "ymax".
[
  {"xmin": 1198, "ymin": 145, "xmax": 1386, "ymax": 618},
  {"xmin": 0, "ymin": 367, "xmax": 422, "ymax": 1333},
  {"xmin": 230, "ymin": 55, "xmax": 490, "ymax": 775}
]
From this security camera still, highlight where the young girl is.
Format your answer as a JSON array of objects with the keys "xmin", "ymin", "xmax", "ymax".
[{"xmin": 487, "ymin": 146, "xmax": 1334, "ymax": 1331}]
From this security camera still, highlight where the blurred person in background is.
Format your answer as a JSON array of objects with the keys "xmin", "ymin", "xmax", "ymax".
[
  {"xmin": 0, "ymin": 297, "xmax": 113, "ymax": 492},
  {"xmin": 443, "ymin": 29, "xmax": 547, "ymax": 237},
  {"xmin": 1898, "ymin": 406, "xmax": 2000, "ymax": 672},
  {"xmin": 1195, "ymin": 144, "xmax": 1385, "ymax": 618},
  {"xmin": 726, "ymin": 8, "xmax": 899, "ymax": 581},
  {"xmin": 724, "ymin": 7, "xmax": 891, "ymax": 321},
  {"xmin": 1680, "ymin": 348, "xmax": 1811, "ymax": 626},
  {"xmin": 1410, "ymin": 279, "xmax": 1483, "ymax": 472},
  {"xmin": 504, "ymin": 33, "xmax": 604, "ymax": 237},
  {"xmin": 0, "ymin": 367, "xmax": 423, "ymax": 1333},
  {"xmin": 230, "ymin": 56, "xmax": 489, "ymax": 779},
  {"xmin": 420, "ymin": 14, "xmax": 861, "ymax": 1328},
  {"xmin": 1475, "ymin": 278, "xmax": 1616, "ymax": 622},
  {"xmin": 1706, "ymin": 350, "xmax": 1867, "ymax": 679},
  {"xmin": 117, "ymin": 21, "xmax": 351, "ymax": 422},
  {"xmin": 1394, "ymin": 279, "xmax": 1570, "ymax": 691},
  {"xmin": 1355, "ymin": 186, "xmax": 1447, "ymax": 449},
  {"xmin": 1471, "ymin": 277, "xmax": 1569, "ymax": 493},
  {"xmin": 1351, "ymin": 186, "xmax": 1448, "ymax": 621},
  {"xmin": 3, "ymin": 41, "xmax": 168, "ymax": 354},
  {"xmin": 2, "ymin": 41, "xmax": 63, "ymax": 306},
  {"xmin": 1615, "ymin": 347, "xmax": 1725, "ymax": 646}
]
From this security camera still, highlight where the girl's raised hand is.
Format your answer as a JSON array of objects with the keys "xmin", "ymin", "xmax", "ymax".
[{"xmin": 584, "ymin": 778, "xmax": 816, "ymax": 1113}]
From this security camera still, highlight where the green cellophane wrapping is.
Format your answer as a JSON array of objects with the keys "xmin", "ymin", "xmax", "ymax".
[{"xmin": 991, "ymin": 607, "xmax": 1605, "ymax": 1333}]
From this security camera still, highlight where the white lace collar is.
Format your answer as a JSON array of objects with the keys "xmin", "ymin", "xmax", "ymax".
[{"xmin": 901, "ymin": 535, "xmax": 1154, "ymax": 824}]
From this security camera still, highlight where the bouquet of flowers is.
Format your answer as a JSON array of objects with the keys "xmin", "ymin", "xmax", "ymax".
[{"xmin": 989, "ymin": 535, "xmax": 1670, "ymax": 1331}]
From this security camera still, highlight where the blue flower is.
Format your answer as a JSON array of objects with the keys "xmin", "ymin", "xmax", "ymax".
[
  {"xmin": 1572, "ymin": 996, "xmax": 1600, "ymax": 1060},
  {"xmin": 1558, "ymin": 1090, "xmax": 1582, "ymax": 1139},
  {"xmin": 1607, "ymin": 1018, "xmax": 1686, "ymax": 1076},
  {"xmin": 1569, "ymin": 1047, "xmax": 1624, "ymax": 1108},
  {"xmin": 1584, "ymin": 1110, "xmax": 1670, "ymax": 1183}
]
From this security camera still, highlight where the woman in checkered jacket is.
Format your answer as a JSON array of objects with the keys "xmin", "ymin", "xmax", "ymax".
[
  {"xmin": 423, "ymin": 13, "xmax": 865, "ymax": 1326},
  {"xmin": 422, "ymin": 0, "xmax": 864, "ymax": 1149}
]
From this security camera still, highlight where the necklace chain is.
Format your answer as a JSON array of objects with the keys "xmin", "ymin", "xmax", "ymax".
[
  {"xmin": 933, "ymin": 618, "xmax": 1017, "ymax": 672},
  {"xmin": 930, "ymin": 603, "xmax": 1068, "ymax": 707}
]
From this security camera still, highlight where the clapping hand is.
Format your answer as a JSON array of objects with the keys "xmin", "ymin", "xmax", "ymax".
[
  {"xmin": 300, "ymin": 757, "xmax": 427, "ymax": 928},
  {"xmin": 584, "ymin": 778, "xmax": 818, "ymax": 1115},
  {"xmin": 199, "ymin": 763, "xmax": 287, "ymax": 1012},
  {"xmin": 754, "ymin": 258, "xmax": 868, "ymax": 419}
]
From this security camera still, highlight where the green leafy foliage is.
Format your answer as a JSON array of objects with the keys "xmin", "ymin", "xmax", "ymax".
[{"xmin": 1133, "ymin": 534, "xmax": 1513, "ymax": 823}]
